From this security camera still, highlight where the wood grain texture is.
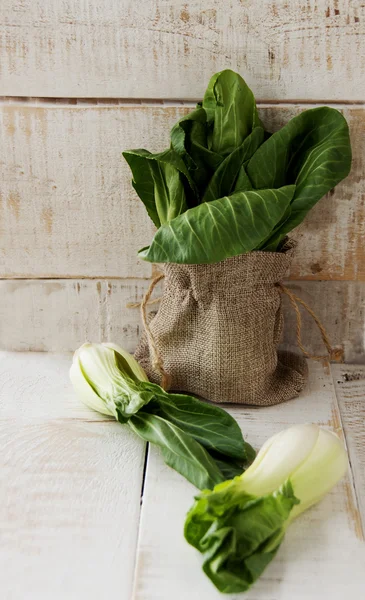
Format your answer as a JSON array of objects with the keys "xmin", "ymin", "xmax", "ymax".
[
  {"xmin": 133, "ymin": 360, "xmax": 364, "ymax": 599},
  {"xmin": 1, "ymin": 278, "xmax": 364, "ymax": 361},
  {"xmin": 0, "ymin": 351, "xmax": 146, "ymax": 600},
  {"xmin": 332, "ymin": 364, "xmax": 365, "ymax": 525},
  {"xmin": 0, "ymin": 104, "xmax": 161, "ymax": 279},
  {"xmin": 1, "ymin": 1, "xmax": 364, "ymax": 100},
  {"xmin": 0, "ymin": 278, "xmax": 153, "ymax": 352},
  {"xmin": 1, "ymin": 104, "xmax": 364, "ymax": 280},
  {"xmin": 281, "ymin": 281, "xmax": 365, "ymax": 364}
]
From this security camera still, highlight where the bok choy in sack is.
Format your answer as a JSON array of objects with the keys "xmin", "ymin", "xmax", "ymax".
[
  {"xmin": 125, "ymin": 70, "xmax": 351, "ymax": 406},
  {"xmin": 124, "ymin": 69, "xmax": 351, "ymax": 264}
]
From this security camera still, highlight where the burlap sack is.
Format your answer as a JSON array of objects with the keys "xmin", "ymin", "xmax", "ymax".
[{"xmin": 135, "ymin": 240, "xmax": 308, "ymax": 406}]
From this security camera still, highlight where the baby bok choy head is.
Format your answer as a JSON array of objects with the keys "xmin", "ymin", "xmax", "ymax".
[
  {"xmin": 70, "ymin": 343, "xmax": 255, "ymax": 491},
  {"xmin": 185, "ymin": 424, "xmax": 348, "ymax": 594},
  {"xmin": 70, "ymin": 342, "xmax": 151, "ymax": 421}
]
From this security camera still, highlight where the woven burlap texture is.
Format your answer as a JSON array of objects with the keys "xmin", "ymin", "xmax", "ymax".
[{"xmin": 135, "ymin": 240, "xmax": 308, "ymax": 406}]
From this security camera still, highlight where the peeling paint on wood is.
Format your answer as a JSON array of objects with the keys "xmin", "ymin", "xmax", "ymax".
[
  {"xmin": 0, "ymin": 104, "xmax": 171, "ymax": 279},
  {"xmin": 0, "ymin": 278, "xmax": 155, "ymax": 352},
  {"xmin": 0, "ymin": 1, "xmax": 364, "ymax": 100}
]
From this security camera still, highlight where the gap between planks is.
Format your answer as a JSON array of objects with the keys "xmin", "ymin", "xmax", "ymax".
[
  {"xmin": 0, "ymin": 97, "xmax": 364, "ymax": 108},
  {"xmin": 329, "ymin": 367, "xmax": 365, "ymax": 539},
  {"xmin": 1, "ymin": 275, "xmax": 365, "ymax": 285},
  {"xmin": 132, "ymin": 444, "xmax": 150, "ymax": 598},
  {"xmin": 331, "ymin": 364, "xmax": 365, "ymax": 529},
  {"xmin": 0, "ymin": 276, "xmax": 153, "ymax": 281}
]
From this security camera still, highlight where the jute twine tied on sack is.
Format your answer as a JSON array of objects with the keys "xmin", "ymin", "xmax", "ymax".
[
  {"xmin": 128, "ymin": 272, "xmax": 343, "ymax": 393},
  {"xmin": 134, "ymin": 272, "xmax": 172, "ymax": 391}
]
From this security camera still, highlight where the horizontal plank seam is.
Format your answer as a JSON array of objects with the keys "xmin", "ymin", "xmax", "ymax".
[
  {"xmin": 0, "ymin": 416, "xmax": 118, "ymax": 423},
  {"xmin": 0, "ymin": 276, "xmax": 153, "ymax": 281},
  {"xmin": 330, "ymin": 366, "xmax": 365, "ymax": 537},
  {"xmin": 0, "ymin": 97, "xmax": 364, "ymax": 109},
  {"xmin": 0, "ymin": 276, "xmax": 361, "ymax": 283}
]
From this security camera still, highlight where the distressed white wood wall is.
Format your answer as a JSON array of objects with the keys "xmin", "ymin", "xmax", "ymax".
[
  {"xmin": 0, "ymin": 0, "xmax": 364, "ymax": 359},
  {"xmin": 1, "ymin": 0, "xmax": 364, "ymax": 100}
]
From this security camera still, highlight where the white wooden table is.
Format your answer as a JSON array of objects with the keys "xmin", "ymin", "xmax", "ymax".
[{"xmin": 1, "ymin": 352, "xmax": 364, "ymax": 600}]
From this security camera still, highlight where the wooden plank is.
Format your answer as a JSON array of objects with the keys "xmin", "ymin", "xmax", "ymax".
[
  {"xmin": 332, "ymin": 364, "xmax": 365, "ymax": 525},
  {"xmin": 281, "ymin": 280, "xmax": 365, "ymax": 364},
  {"xmin": 1, "ymin": 1, "xmax": 364, "ymax": 100},
  {"xmin": 1, "ymin": 278, "xmax": 364, "ymax": 361},
  {"xmin": 0, "ymin": 104, "xmax": 162, "ymax": 279},
  {"xmin": 133, "ymin": 361, "xmax": 365, "ymax": 599},
  {"xmin": 0, "ymin": 350, "xmax": 103, "ymax": 420},
  {"xmin": 0, "ymin": 351, "xmax": 145, "ymax": 600},
  {"xmin": 1, "ymin": 104, "xmax": 364, "ymax": 281},
  {"xmin": 0, "ymin": 278, "xmax": 154, "ymax": 352}
]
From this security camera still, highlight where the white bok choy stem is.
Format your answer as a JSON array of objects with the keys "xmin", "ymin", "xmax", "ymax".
[
  {"xmin": 185, "ymin": 424, "xmax": 348, "ymax": 594},
  {"xmin": 69, "ymin": 342, "xmax": 255, "ymax": 491}
]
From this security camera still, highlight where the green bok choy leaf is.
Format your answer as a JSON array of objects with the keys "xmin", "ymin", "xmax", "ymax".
[
  {"xmin": 139, "ymin": 186, "xmax": 295, "ymax": 264},
  {"xmin": 124, "ymin": 69, "xmax": 351, "ymax": 264},
  {"xmin": 70, "ymin": 342, "xmax": 255, "ymax": 490},
  {"xmin": 185, "ymin": 424, "xmax": 348, "ymax": 594}
]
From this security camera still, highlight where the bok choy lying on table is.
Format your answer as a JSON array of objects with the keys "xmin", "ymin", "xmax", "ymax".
[
  {"xmin": 70, "ymin": 342, "xmax": 255, "ymax": 490},
  {"xmin": 185, "ymin": 423, "xmax": 348, "ymax": 594},
  {"xmin": 123, "ymin": 69, "xmax": 351, "ymax": 264},
  {"xmin": 69, "ymin": 346, "xmax": 348, "ymax": 594}
]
